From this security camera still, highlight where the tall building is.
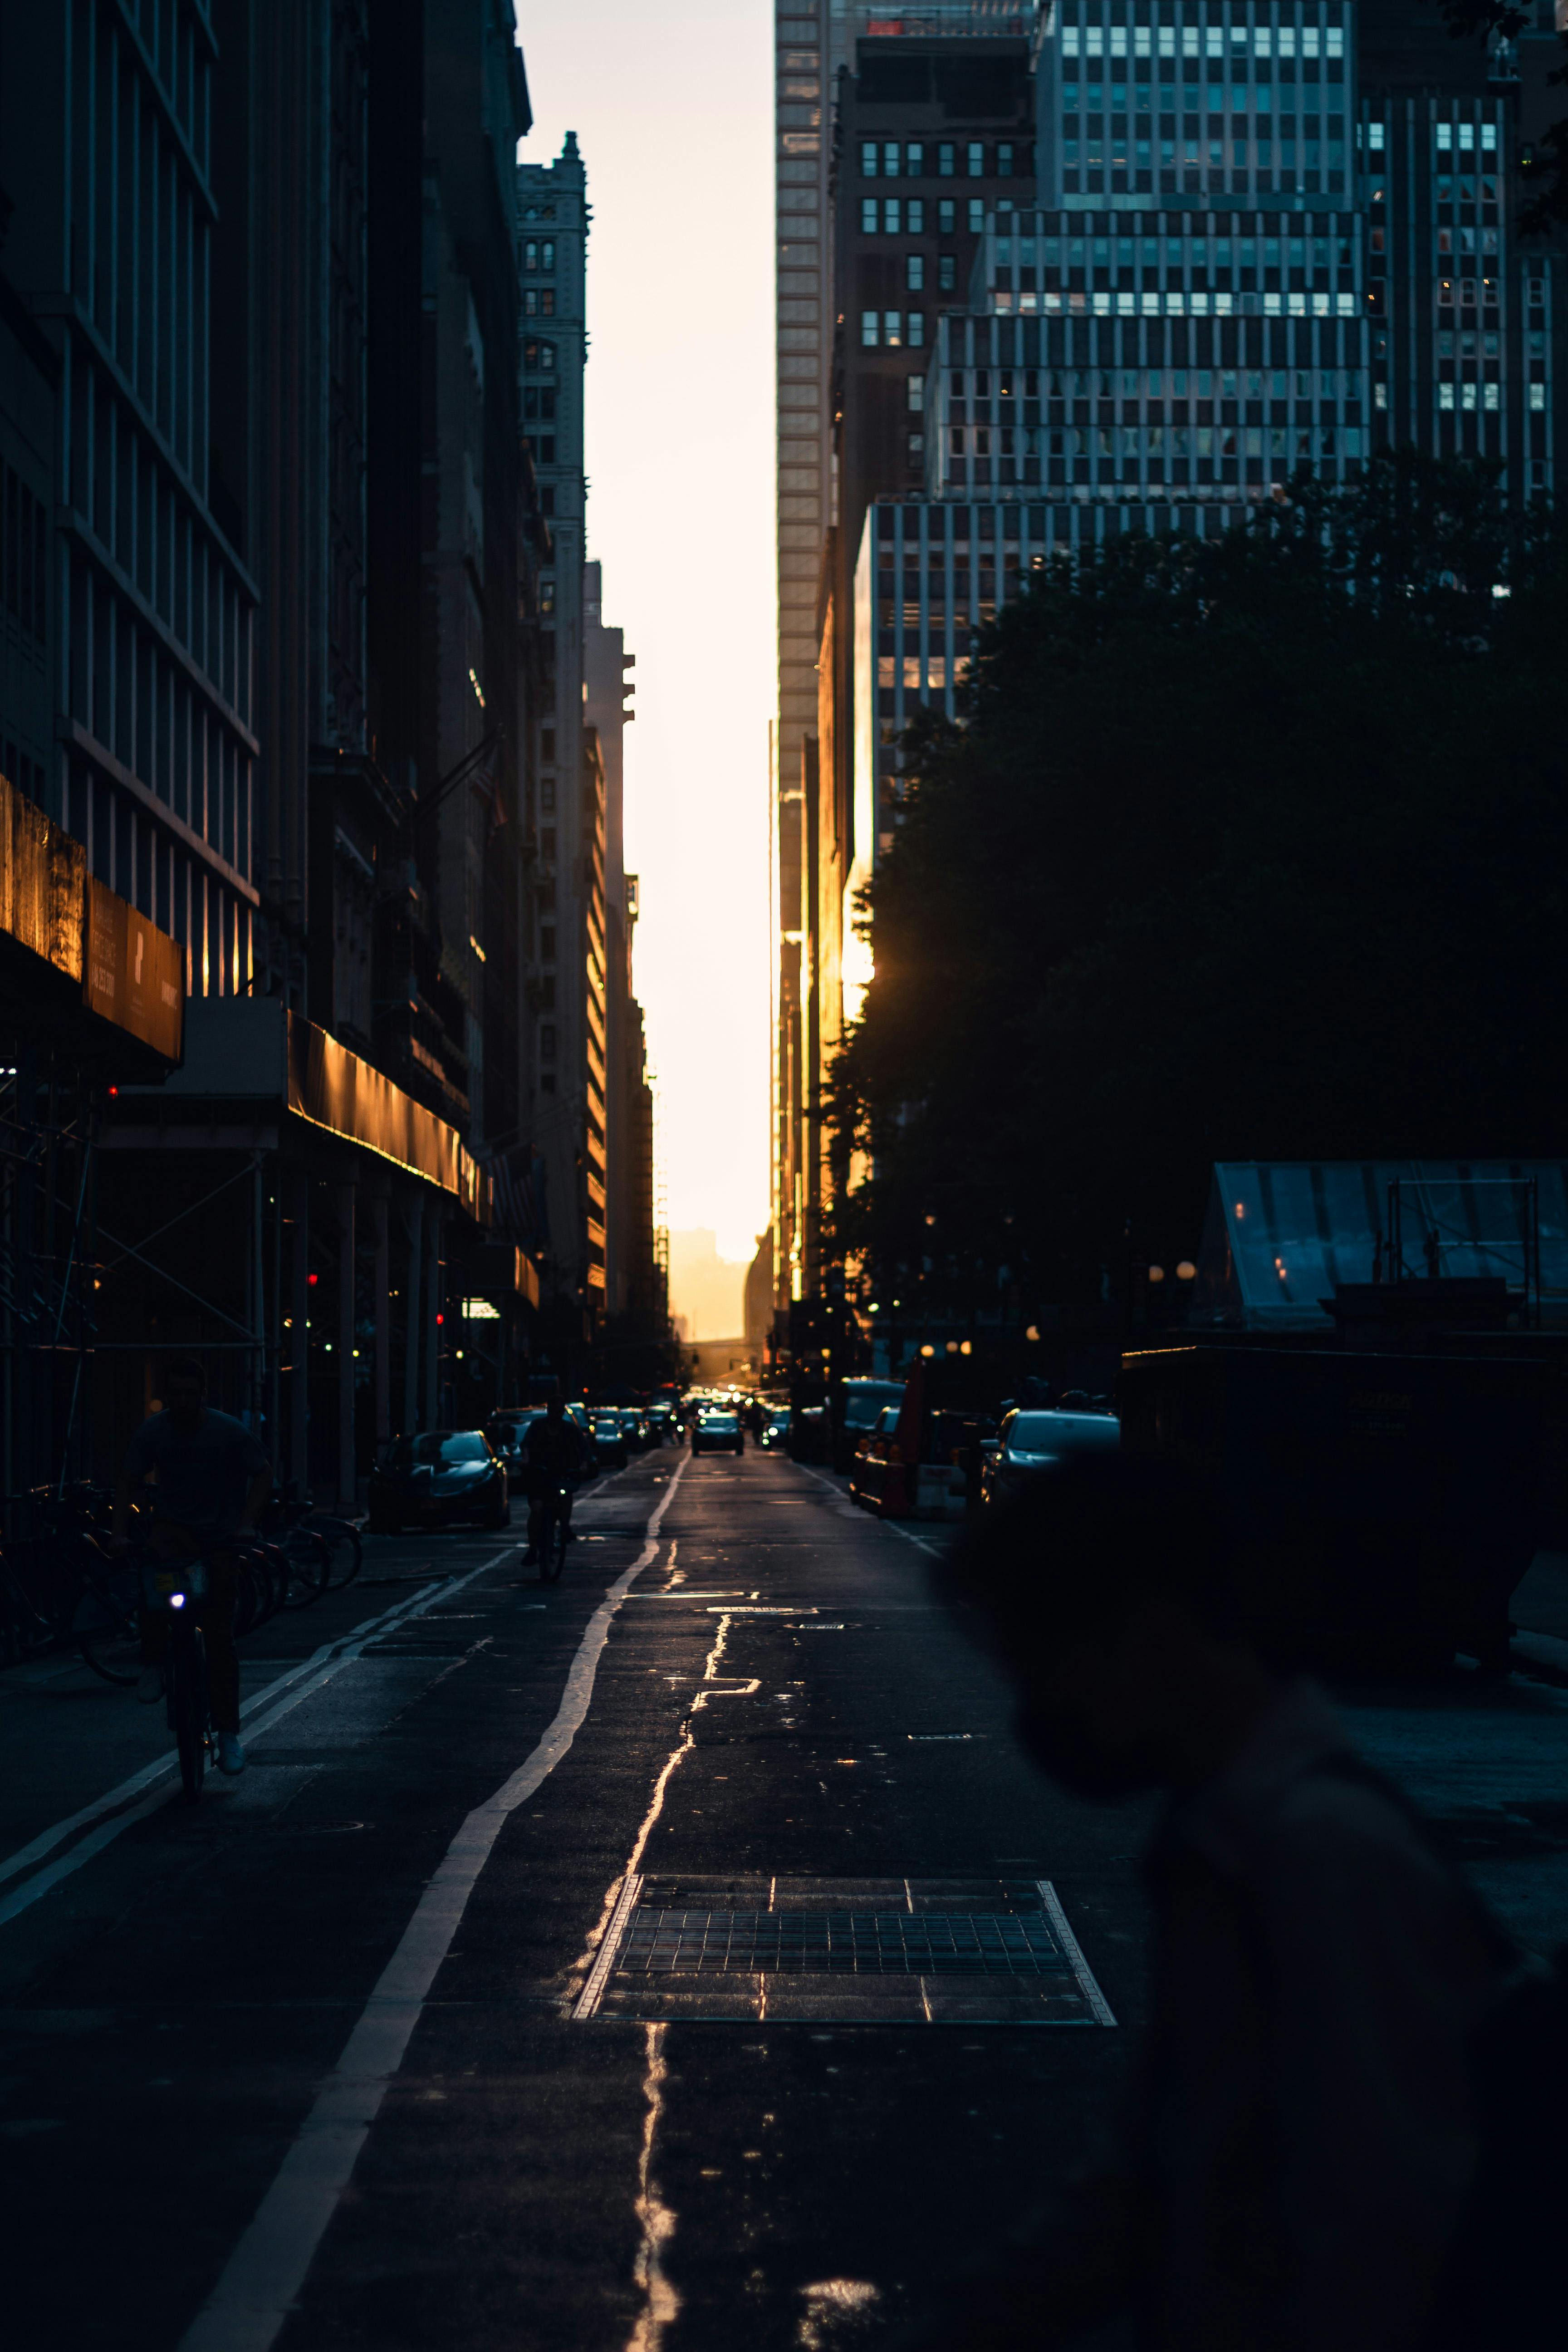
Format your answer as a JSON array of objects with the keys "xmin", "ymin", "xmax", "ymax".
[
  {"xmin": 782, "ymin": 0, "xmax": 1567, "ymax": 1383},
  {"xmin": 0, "ymin": 0, "xmax": 549, "ymax": 1507},
  {"xmin": 771, "ymin": 0, "xmax": 1044, "ymax": 1358},
  {"xmin": 517, "ymin": 134, "xmax": 604, "ymax": 1352}
]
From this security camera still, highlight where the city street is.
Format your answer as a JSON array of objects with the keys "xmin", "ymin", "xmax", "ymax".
[{"xmin": 4, "ymin": 1444, "xmax": 1568, "ymax": 2351}]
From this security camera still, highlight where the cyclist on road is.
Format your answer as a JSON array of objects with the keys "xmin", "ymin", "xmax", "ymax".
[
  {"xmin": 113, "ymin": 1357, "xmax": 271, "ymax": 1777},
  {"xmin": 519, "ymin": 1396, "xmax": 586, "ymax": 1571}
]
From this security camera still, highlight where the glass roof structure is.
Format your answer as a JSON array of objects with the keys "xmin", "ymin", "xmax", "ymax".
[{"xmin": 1191, "ymin": 1161, "xmax": 1568, "ymax": 1330}]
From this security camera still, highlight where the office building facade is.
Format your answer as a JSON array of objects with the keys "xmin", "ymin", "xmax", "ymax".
[{"xmin": 0, "ymin": 0, "xmax": 561, "ymax": 1505}]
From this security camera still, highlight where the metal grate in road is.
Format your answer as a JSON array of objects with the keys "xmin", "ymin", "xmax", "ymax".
[
  {"xmin": 572, "ymin": 1875, "xmax": 1117, "ymax": 2026},
  {"xmin": 619, "ymin": 1908, "xmax": 1063, "ymax": 1976}
]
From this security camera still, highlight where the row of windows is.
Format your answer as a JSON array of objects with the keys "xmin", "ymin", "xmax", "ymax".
[
  {"xmin": 862, "ymin": 312, "xmax": 928, "ymax": 348},
  {"xmin": 524, "ymin": 290, "xmax": 556, "ymax": 318},
  {"xmin": 949, "ymin": 368, "xmax": 1363, "ymax": 399},
  {"xmin": 1062, "ymin": 88, "xmax": 1346, "ymax": 114},
  {"xmin": 1060, "ymin": 24, "xmax": 1347, "ymax": 59},
  {"xmin": 1002, "ymin": 234, "xmax": 1355, "ymax": 268},
  {"xmin": 947, "ymin": 423, "xmax": 1369, "ymax": 461},
  {"xmin": 1433, "ymin": 228, "xmax": 1502, "ymax": 255},
  {"xmin": 862, "ymin": 198, "xmax": 987, "ymax": 235},
  {"xmin": 900, "ymin": 255, "xmax": 960, "ymax": 293},
  {"xmin": 860, "ymin": 140, "xmax": 1021, "ymax": 180},
  {"xmin": 524, "ymin": 339, "xmax": 556, "ymax": 372},
  {"xmin": 996, "ymin": 289, "xmax": 1364, "ymax": 317},
  {"xmin": 523, "ymin": 239, "xmax": 557, "ymax": 271},
  {"xmin": 2, "ymin": 466, "xmax": 48, "ymax": 645}
]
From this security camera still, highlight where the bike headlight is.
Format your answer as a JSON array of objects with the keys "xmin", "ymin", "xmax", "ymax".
[{"xmin": 169, "ymin": 1591, "xmax": 186, "ymax": 1610}]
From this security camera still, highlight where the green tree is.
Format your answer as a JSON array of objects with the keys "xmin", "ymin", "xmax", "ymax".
[{"xmin": 827, "ymin": 455, "xmax": 1568, "ymax": 1320}]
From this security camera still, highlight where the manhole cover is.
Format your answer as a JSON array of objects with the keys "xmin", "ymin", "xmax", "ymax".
[{"xmin": 573, "ymin": 1876, "xmax": 1115, "ymax": 2027}]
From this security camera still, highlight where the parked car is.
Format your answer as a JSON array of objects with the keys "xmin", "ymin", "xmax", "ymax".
[
  {"xmin": 833, "ymin": 1377, "xmax": 908, "ymax": 1474},
  {"xmin": 979, "ymin": 1407, "xmax": 1120, "ymax": 1511},
  {"xmin": 692, "ymin": 1410, "xmax": 745, "ymax": 1457},
  {"xmin": 757, "ymin": 1407, "xmax": 792, "ymax": 1451},
  {"xmin": 368, "ymin": 1430, "xmax": 510, "ymax": 1534},
  {"xmin": 590, "ymin": 1411, "xmax": 630, "ymax": 1468},
  {"xmin": 848, "ymin": 1403, "xmax": 902, "ymax": 1509}
]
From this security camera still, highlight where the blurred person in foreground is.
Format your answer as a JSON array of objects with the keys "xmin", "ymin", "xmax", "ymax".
[{"xmin": 911, "ymin": 1453, "xmax": 1499, "ymax": 2352}]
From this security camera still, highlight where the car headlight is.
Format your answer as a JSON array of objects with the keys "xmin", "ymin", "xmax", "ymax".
[{"xmin": 1008, "ymin": 1450, "xmax": 1058, "ymax": 1467}]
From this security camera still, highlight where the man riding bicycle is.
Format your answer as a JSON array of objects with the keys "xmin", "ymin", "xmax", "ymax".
[
  {"xmin": 113, "ymin": 1357, "xmax": 271, "ymax": 1777},
  {"xmin": 519, "ymin": 1396, "xmax": 586, "ymax": 1572}
]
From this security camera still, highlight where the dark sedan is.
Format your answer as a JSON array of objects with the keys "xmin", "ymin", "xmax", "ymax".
[
  {"xmin": 368, "ymin": 1430, "xmax": 510, "ymax": 1534},
  {"xmin": 691, "ymin": 1411, "xmax": 745, "ymax": 1457},
  {"xmin": 979, "ymin": 1408, "xmax": 1120, "ymax": 1511},
  {"xmin": 757, "ymin": 1407, "xmax": 792, "ymax": 1451}
]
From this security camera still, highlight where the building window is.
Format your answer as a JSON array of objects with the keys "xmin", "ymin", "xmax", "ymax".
[
  {"xmin": 939, "ymin": 199, "xmax": 956, "ymax": 235},
  {"xmin": 524, "ymin": 240, "xmax": 538, "ymax": 270},
  {"xmin": 542, "ymin": 290, "xmax": 555, "ymax": 316},
  {"xmin": 907, "ymin": 375, "xmax": 925, "ymax": 412},
  {"xmin": 906, "ymin": 141, "xmax": 924, "ymax": 176},
  {"xmin": 907, "ymin": 311, "xmax": 925, "ymax": 347},
  {"xmin": 883, "ymin": 198, "xmax": 901, "ymax": 233},
  {"xmin": 542, "ymin": 775, "xmax": 556, "ymax": 808},
  {"xmin": 541, "ymin": 827, "xmax": 557, "ymax": 861},
  {"xmin": 939, "ymin": 253, "xmax": 956, "ymax": 291},
  {"xmin": 541, "ymin": 575, "xmax": 556, "ymax": 612},
  {"xmin": 884, "ymin": 140, "xmax": 901, "ymax": 177},
  {"xmin": 543, "ymin": 241, "xmax": 555, "ymax": 270},
  {"xmin": 541, "ymin": 1026, "xmax": 557, "ymax": 1060},
  {"xmin": 997, "ymin": 142, "xmax": 1015, "ymax": 176},
  {"xmin": 862, "ymin": 310, "xmax": 880, "ymax": 347},
  {"xmin": 862, "ymin": 198, "xmax": 878, "ymax": 233},
  {"xmin": 907, "ymin": 197, "xmax": 925, "ymax": 233},
  {"xmin": 1484, "ymin": 381, "xmax": 1500, "ymax": 410},
  {"xmin": 969, "ymin": 200, "xmax": 985, "ymax": 233},
  {"xmin": 861, "ymin": 141, "xmax": 878, "ymax": 177},
  {"xmin": 524, "ymin": 339, "xmax": 557, "ymax": 372},
  {"xmin": 884, "ymin": 311, "xmax": 904, "ymax": 346},
  {"xmin": 967, "ymin": 142, "xmax": 985, "ymax": 176},
  {"xmin": 906, "ymin": 254, "xmax": 925, "ymax": 292},
  {"xmin": 1530, "ymin": 381, "xmax": 1547, "ymax": 410},
  {"xmin": 938, "ymin": 142, "xmax": 956, "ymax": 176},
  {"xmin": 908, "ymin": 431, "xmax": 924, "ymax": 461},
  {"xmin": 541, "ymin": 926, "xmax": 556, "ymax": 960},
  {"xmin": 1439, "ymin": 382, "xmax": 1456, "ymax": 410}
]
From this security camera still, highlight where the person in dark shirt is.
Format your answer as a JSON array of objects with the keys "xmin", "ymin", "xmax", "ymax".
[
  {"xmin": 519, "ymin": 1397, "xmax": 586, "ymax": 1569},
  {"xmin": 113, "ymin": 1357, "xmax": 271, "ymax": 1776},
  {"xmin": 909, "ymin": 1455, "xmax": 1497, "ymax": 2352}
]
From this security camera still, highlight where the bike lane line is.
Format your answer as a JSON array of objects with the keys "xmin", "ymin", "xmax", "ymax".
[
  {"xmin": 0, "ymin": 1554, "xmax": 512, "ymax": 1926},
  {"xmin": 176, "ymin": 1453, "xmax": 689, "ymax": 2352}
]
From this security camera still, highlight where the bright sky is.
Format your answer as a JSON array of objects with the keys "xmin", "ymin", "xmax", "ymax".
[{"xmin": 515, "ymin": 1, "xmax": 775, "ymax": 1270}]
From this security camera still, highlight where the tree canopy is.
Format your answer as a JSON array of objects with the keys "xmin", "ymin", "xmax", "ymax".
[{"xmin": 827, "ymin": 455, "xmax": 1568, "ymax": 1321}]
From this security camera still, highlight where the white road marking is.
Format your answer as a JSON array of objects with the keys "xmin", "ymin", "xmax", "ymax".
[
  {"xmin": 0, "ymin": 1558, "xmax": 510, "ymax": 1929},
  {"xmin": 793, "ymin": 1462, "xmax": 949, "ymax": 1559},
  {"xmin": 177, "ymin": 1458, "xmax": 688, "ymax": 2352}
]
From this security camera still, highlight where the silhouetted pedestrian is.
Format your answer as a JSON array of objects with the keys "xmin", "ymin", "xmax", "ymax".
[{"xmin": 912, "ymin": 1455, "xmax": 1500, "ymax": 2352}]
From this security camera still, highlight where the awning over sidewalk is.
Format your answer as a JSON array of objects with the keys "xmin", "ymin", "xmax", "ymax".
[
  {"xmin": 123, "ymin": 997, "xmax": 492, "ymax": 1221},
  {"xmin": 0, "ymin": 771, "xmax": 184, "ymax": 1064}
]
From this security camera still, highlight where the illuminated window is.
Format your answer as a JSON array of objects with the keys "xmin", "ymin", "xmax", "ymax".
[
  {"xmin": 861, "ymin": 311, "xmax": 880, "ymax": 347},
  {"xmin": 967, "ymin": 142, "xmax": 985, "ymax": 176},
  {"xmin": 907, "ymin": 250, "xmax": 926, "ymax": 290}
]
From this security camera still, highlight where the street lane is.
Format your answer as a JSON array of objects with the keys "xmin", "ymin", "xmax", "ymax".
[{"xmin": 5, "ymin": 1443, "xmax": 1568, "ymax": 2351}]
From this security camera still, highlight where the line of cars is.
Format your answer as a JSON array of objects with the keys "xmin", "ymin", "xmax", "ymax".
[
  {"xmin": 365, "ymin": 1396, "xmax": 680, "ymax": 1536},
  {"xmin": 846, "ymin": 1392, "xmax": 1121, "ymax": 1519}
]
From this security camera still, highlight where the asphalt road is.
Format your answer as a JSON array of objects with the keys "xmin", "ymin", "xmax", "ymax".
[{"xmin": 3, "ymin": 1445, "xmax": 1568, "ymax": 2352}]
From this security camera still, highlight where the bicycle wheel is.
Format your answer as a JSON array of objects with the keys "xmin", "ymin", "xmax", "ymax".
[
  {"xmin": 280, "ymin": 1527, "xmax": 331, "ymax": 1609},
  {"xmin": 309, "ymin": 1514, "xmax": 363, "ymax": 1589},
  {"xmin": 169, "ymin": 1628, "xmax": 209, "ymax": 1803},
  {"xmin": 74, "ymin": 1570, "xmax": 142, "ymax": 1685}
]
